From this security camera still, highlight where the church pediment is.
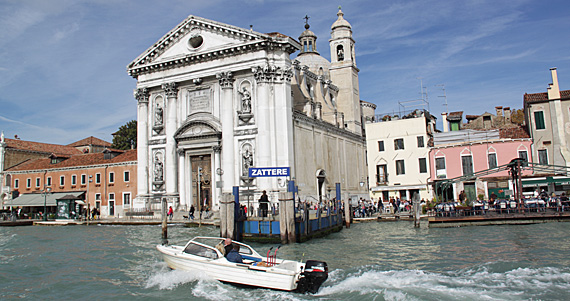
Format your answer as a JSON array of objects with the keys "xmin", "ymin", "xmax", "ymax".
[
  {"xmin": 174, "ymin": 113, "xmax": 222, "ymax": 141},
  {"xmin": 128, "ymin": 15, "xmax": 300, "ymax": 78}
]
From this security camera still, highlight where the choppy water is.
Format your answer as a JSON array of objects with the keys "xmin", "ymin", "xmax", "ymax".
[{"xmin": 1, "ymin": 221, "xmax": 569, "ymax": 300}]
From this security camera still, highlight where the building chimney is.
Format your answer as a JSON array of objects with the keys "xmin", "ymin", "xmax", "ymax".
[
  {"xmin": 441, "ymin": 112, "xmax": 449, "ymax": 132},
  {"xmin": 495, "ymin": 106, "xmax": 503, "ymax": 117},
  {"xmin": 548, "ymin": 67, "xmax": 561, "ymax": 100},
  {"xmin": 503, "ymin": 107, "xmax": 511, "ymax": 122}
]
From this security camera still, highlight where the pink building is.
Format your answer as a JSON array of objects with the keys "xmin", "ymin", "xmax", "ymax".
[{"xmin": 430, "ymin": 127, "xmax": 532, "ymax": 202}]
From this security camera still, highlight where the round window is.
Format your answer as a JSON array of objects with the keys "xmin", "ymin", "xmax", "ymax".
[{"xmin": 188, "ymin": 35, "xmax": 204, "ymax": 49}]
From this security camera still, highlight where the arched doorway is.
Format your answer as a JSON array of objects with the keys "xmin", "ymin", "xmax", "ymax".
[{"xmin": 191, "ymin": 155, "xmax": 211, "ymax": 210}]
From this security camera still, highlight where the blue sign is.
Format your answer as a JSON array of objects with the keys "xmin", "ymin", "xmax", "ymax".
[{"xmin": 248, "ymin": 167, "xmax": 290, "ymax": 177}]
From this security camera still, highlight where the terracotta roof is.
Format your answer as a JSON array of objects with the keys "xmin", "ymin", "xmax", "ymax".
[
  {"xmin": 499, "ymin": 126, "xmax": 530, "ymax": 139},
  {"xmin": 266, "ymin": 32, "xmax": 289, "ymax": 39},
  {"xmin": 465, "ymin": 115, "xmax": 479, "ymax": 120},
  {"xmin": 67, "ymin": 136, "xmax": 112, "ymax": 147},
  {"xmin": 4, "ymin": 138, "xmax": 83, "ymax": 156},
  {"xmin": 524, "ymin": 89, "xmax": 570, "ymax": 104},
  {"xmin": 6, "ymin": 149, "xmax": 137, "ymax": 172},
  {"xmin": 446, "ymin": 111, "xmax": 463, "ymax": 121}
]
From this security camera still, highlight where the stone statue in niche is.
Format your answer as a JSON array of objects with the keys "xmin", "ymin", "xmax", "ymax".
[
  {"xmin": 154, "ymin": 154, "xmax": 164, "ymax": 182},
  {"xmin": 238, "ymin": 87, "xmax": 252, "ymax": 114},
  {"xmin": 155, "ymin": 103, "xmax": 163, "ymax": 126},
  {"xmin": 242, "ymin": 148, "xmax": 253, "ymax": 176}
]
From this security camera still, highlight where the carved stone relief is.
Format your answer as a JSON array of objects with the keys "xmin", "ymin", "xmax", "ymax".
[
  {"xmin": 187, "ymin": 88, "xmax": 212, "ymax": 115},
  {"xmin": 237, "ymin": 81, "xmax": 254, "ymax": 125},
  {"xmin": 153, "ymin": 95, "xmax": 164, "ymax": 135},
  {"xmin": 153, "ymin": 150, "xmax": 165, "ymax": 191},
  {"xmin": 239, "ymin": 141, "xmax": 255, "ymax": 186}
]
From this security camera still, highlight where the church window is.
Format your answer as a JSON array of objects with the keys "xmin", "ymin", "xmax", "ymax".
[
  {"xmin": 309, "ymin": 41, "xmax": 313, "ymax": 51},
  {"xmin": 336, "ymin": 45, "xmax": 344, "ymax": 61},
  {"xmin": 304, "ymin": 41, "xmax": 307, "ymax": 52},
  {"xmin": 188, "ymin": 34, "xmax": 204, "ymax": 49}
]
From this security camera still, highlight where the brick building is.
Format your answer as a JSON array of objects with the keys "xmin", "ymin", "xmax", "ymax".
[{"xmin": 1, "ymin": 134, "xmax": 137, "ymax": 218}]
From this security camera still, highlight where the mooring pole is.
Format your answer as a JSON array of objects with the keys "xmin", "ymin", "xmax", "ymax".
[{"xmin": 161, "ymin": 196, "xmax": 168, "ymax": 245}]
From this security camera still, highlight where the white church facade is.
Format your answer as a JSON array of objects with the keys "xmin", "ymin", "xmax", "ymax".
[{"xmin": 127, "ymin": 9, "xmax": 372, "ymax": 212}]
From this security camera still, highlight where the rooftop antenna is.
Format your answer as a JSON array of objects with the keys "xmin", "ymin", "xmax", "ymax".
[
  {"xmin": 417, "ymin": 77, "xmax": 429, "ymax": 113},
  {"xmin": 436, "ymin": 84, "xmax": 448, "ymax": 113}
]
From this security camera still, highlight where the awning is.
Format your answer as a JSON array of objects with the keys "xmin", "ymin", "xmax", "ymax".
[
  {"xmin": 5, "ymin": 192, "xmax": 84, "ymax": 207},
  {"xmin": 522, "ymin": 177, "xmax": 570, "ymax": 187},
  {"xmin": 371, "ymin": 184, "xmax": 427, "ymax": 192}
]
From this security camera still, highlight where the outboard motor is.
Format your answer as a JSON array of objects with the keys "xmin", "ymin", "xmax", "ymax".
[{"xmin": 296, "ymin": 260, "xmax": 328, "ymax": 294}]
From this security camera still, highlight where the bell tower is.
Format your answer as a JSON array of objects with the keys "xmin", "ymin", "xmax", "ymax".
[
  {"xmin": 329, "ymin": 7, "xmax": 362, "ymax": 135},
  {"xmin": 299, "ymin": 15, "xmax": 318, "ymax": 55}
]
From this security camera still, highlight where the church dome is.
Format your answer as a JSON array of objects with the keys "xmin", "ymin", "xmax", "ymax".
[
  {"xmin": 331, "ymin": 8, "xmax": 352, "ymax": 30},
  {"xmin": 296, "ymin": 17, "xmax": 331, "ymax": 76},
  {"xmin": 295, "ymin": 52, "xmax": 331, "ymax": 77}
]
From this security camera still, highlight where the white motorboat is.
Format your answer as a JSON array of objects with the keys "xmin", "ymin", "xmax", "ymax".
[{"xmin": 156, "ymin": 236, "xmax": 328, "ymax": 293}]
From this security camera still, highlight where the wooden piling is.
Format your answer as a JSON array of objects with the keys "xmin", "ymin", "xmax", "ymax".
[
  {"xmin": 226, "ymin": 193, "xmax": 235, "ymax": 240},
  {"xmin": 414, "ymin": 200, "xmax": 421, "ymax": 228},
  {"xmin": 343, "ymin": 197, "xmax": 351, "ymax": 228},
  {"xmin": 279, "ymin": 192, "xmax": 288, "ymax": 244},
  {"xmin": 285, "ymin": 192, "xmax": 296, "ymax": 243},
  {"xmin": 161, "ymin": 197, "xmax": 168, "ymax": 245},
  {"xmin": 219, "ymin": 194, "xmax": 227, "ymax": 238}
]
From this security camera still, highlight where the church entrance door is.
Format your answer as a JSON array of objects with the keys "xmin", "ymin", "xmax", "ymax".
[{"xmin": 191, "ymin": 155, "xmax": 212, "ymax": 211}]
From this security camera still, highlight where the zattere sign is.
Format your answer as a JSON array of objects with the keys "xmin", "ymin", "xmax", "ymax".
[{"xmin": 248, "ymin": 167, "xmax": 290, "ymax": 177}]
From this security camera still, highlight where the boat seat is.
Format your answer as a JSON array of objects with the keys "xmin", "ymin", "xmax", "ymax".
[{"xmin": 241, "ymin": 255, "xmax": 262, "ymax": 262}]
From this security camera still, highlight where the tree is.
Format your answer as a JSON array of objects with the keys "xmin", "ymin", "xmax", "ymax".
[
  {"xmin": 511, "ymin": 108, "xmax": 525, "ymax": 125},
  {"xmin": 112, "ymin": 120, "xmax": 137, "ymax": 150}
]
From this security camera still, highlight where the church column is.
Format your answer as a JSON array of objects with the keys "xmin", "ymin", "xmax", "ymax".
[
  {"xmin": 162, "ymin": 82, "xmax": 179, "ymax": 201},
  {"xmin": 273, "ymin": 66, "xmax": 295, "ymax": 172},
  {"xmin": 217, "ymin": 72, "xmax": 235, "ymax": 192},
  {"xmin": 213, "ymin": 145, "xmax": 222, "ymax": 209},
  {"xmin": 135, "ymin": 88, "xmax": 150, "ymax": 203},
  {"xmin": 252, "ymin": 66, "xmax": 272, "ymax": 189},
  {"xmin": 177, "ymin": 149, "xmax": 186, "ymax": 209}
]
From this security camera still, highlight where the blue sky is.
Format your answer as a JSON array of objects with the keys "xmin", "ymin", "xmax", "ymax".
[{"xmin": 1, "ymin": 0, "xmax": 569, "ymax": 145}]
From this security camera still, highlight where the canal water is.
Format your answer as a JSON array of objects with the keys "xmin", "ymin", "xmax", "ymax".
[{"xmin": 1, "ymin": 222, "xmax": 569, "ymax": 300}]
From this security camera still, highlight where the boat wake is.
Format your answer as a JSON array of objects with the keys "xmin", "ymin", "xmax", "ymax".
[
  {"xmin": 317, "ymin": 263, "xmax": 570, "ymax": 300},
  {"xmin": 145, "ymin": 261, "xmax": 570, "ymax": 300}
]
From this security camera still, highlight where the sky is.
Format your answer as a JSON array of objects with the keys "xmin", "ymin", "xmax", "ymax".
[{"xmin": 1, "ymin": 0, "xmax": 569, "ymax": 145}]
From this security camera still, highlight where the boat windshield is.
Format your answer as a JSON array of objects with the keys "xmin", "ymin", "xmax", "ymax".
[
  {"xmin": 183, "ymin": 242, "xmax": 219, "ymax": 259},
  {"xmin": 191, "ymin": 237, "xmax": 254, "ymax": 256}
]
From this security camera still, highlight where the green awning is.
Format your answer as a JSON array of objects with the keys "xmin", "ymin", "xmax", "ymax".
[
  {"xmin": 4, "ymin": 192, "xmax": 84, "ymax": 207},
  {"xmin": 522, "ymin": 177, "xmax": 570, "ymax": 187}
]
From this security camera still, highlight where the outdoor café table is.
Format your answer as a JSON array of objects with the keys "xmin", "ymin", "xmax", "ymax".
[{"xmin": 455, "ymin": 206, "xmax": 472, "ymax": 216}]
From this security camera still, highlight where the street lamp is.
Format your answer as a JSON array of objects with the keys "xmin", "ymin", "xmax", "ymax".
[{"xmin": 43, "ymin": 187, "xmax": 52, "ymax": 221}]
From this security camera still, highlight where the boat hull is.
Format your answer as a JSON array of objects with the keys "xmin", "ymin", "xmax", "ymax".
[{"xmin": 157, "ymin": 244, "xmax": 300, "ymax": 291}]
